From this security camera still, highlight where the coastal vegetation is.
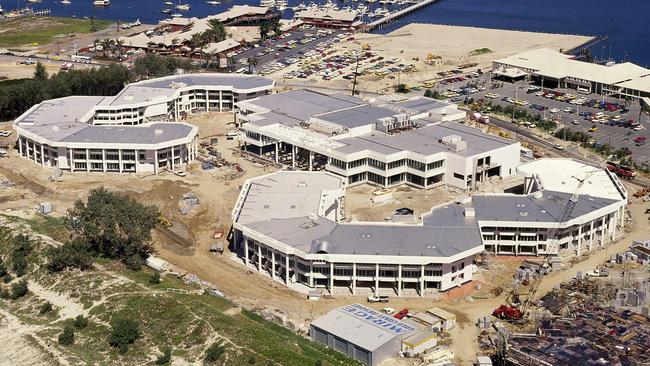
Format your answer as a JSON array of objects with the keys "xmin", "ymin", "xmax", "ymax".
[
  {"xmin": 0, "ymin": 54, "xmax": 198, "ymax": 121},
  {"xmin": 0, "ymin": 16, "xmax": 112, "ymax": 48},
  {"xmin": 469, "ymin": 48, "xmax": 492, "ymax": 56}
]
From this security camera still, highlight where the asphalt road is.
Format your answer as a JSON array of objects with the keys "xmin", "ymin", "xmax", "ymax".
[{"xmin": 428, "ymin": 73, "xmax": 650, "ymax": 166}]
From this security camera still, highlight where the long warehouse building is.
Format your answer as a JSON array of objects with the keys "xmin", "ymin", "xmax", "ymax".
[
  {"xmin": 13, "ymin": 73, "xmax": 274, "ymax": 174},
  {"xmin": 231, "ymin": 159, "xmax": 627, "ymax": 297}
]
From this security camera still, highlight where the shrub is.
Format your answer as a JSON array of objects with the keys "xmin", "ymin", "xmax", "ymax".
[
  {"xmin": 39, "ymin": 301, "xmax": 53, "ymax": 314},
  {"xmin": 2, "ymin": 273, "xmax": 12, "ymax": 284},
  {"xmin": 149, "ymin": 272, "xmax": 161, "ymax": 285},
  {"xmin": 204, "ymin": 341, "xmax": 226, "ymax": 363},
  {"xmin": 248, "ymin": 356, "xmax": 256, "ymax": 364},
  {"xmin": 45, "ymin": 240, "xmax": 93, "ymax": 272},
  {"xmin": 10, "ymin": 280, "xmax": 28, "ymax": 299},
  {"xmin": 0, "ymin": 262, "xmax": 7, "ymax": 277},
  {"xmin": 155, "ymin": 347, "xmax": 172, "ymax": 365},
  {"xmin": 73, "ymin": 315, "xmax": 89, "ymax": 329},
  {"xmin": 109, "ymin": 318, "xmax": 140, "ymax": 354},
  {"xmin": 58, "ymin": 326, "xmax": 75, "ymax": 345}
]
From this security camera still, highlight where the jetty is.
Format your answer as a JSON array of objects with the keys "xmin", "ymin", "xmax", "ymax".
[{"xmin": 363, "ymin": 0, "xmax": 437, "ymax": 31}]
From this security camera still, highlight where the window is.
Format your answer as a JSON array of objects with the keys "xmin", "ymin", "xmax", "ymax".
[
  {"xmin": 330, "ymin": 158, "xmax": 346, "ymax": 169},
  {"xmin": 427, "ymin": 160, "xmax": 444, "ymax": 170},
  {"xmin": 453, "ymin": 173, "xmax": 464, "ymax": 180},
  {"xmin": 368, "ymin": 158, "xmax": 386, "ymax": 170},
  {"xmin": 424, "ymin": 270, "xmax": 443, "ymax": 277},
  {"xmin": 348, "ymin": 158, "xmax": 367, "ymax": 169},
  {"xmin": 387, "ymin": 159, "xmax": 405, "ymax": 170},
  {"xmin": 483, "ymin": 234, "xmax": 495, "ymax": 241},
  {"xmin": 407, "ymin": 159, "xmax": 425, "ymax": 171},
  {"xmin": 452, "ymin": 265, "xmax": 457, "ymax": 273}
]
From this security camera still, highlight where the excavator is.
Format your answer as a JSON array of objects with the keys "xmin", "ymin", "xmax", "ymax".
[{"xmin": 492, "ymin": 166, "xmax": 604, "ymax": 322}]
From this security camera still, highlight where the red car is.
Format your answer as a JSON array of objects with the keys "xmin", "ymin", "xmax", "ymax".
[{"xmin": 394, "ymin": 308, "xmax": 409, "ymax": 320}]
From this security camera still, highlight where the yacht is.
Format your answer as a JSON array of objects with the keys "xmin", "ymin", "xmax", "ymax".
[
  {"xmin": 294, "ymin": 3, "xmax": 308, "ymax": 11},
  {"xmin": 92, "ymin": 0, "xmax": 110, "ymax": 6},
  {"xmin": 175, "ymin": 3, "xmax": 190, "ymax": 10},
  {"xmin": 162, "ymin": 8, "xmax": 172, "ymax": 14},
  {"xmin": 171, "ymin": 13, "xmax": 183, "ymax": 17},
  {"xmin": 275, "ymin": 0, "xmax": 288, "ymax": 10},
  {"xmin": 27, "ymin": 0, "xmax": 42, "ymax": 3},
  {"xmin": 206, "ymin": 0, "xmax": 219, "ymax": 4},
  {"xmin": 61, "ymin": 0, "xmax": 71, "ymax": 4},
  {"xmin": 379, "ymin": 0, "xmax": 389, "ymax": 4},
  {"xmin": 260, "ymin": 0, "xmax": 275, "ymax": 7},
  {"xmin": 164, "ymin": 1, "xmax": 174, "ymax": 5},
  {"xmin": 366, "ymin": 0, "xmax": 377, "ymax": 3}
]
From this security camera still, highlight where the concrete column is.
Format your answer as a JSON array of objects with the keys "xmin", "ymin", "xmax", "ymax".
[
  {"xmin": 576, "ymin": 225, "xmax": 582, "ymax": 256},
  {"xmin": 271, "ymin": 250, "xmax": 276, "ymax": 280},
  {"xmin": 329, "ymin": 262, "xmax": 334, "ymax": 293},
  {"xmin": 85, "ymin": 148, "xmax": 90, "ymax": 172},
  {"xmin": 154, "ymin": 151, "xmax": 159, "ymax": 175},
  {"xmin": 611, "ymin": 211, "xmax": 617, "ymax": 241},
  {"xmin": 40, "ymin": 145, "xmax": 45, "ymax": 166},
  {"xmin": 257, "ymin": 245, "xmax": 262, "ymax": 272},
  {"xmin": 601, "ymin": 216, "xmax": 607, "ymax": 245},
  {"xmin": 285, "ymin": 255, "xmax": 289, "ymax": 284},
  {"xmin": 397, "ymin": 264, "xmax": 402, "ymax": 297},
  {"xmin": 374, "ymin": 263, "xmax": 379, "ymax": 294},
  {"xmin": 244, "ymin": 238, "xmax": 249, "ymax": 266},
  {"xmin": 135, "ymin": 149, "xmax": 139, "ymax": 173},
  {"xmin": 620, "ymin": 206, "xmax": 625, "ymax": 228},
  {"xmin": 118, "ymin": 149, "xmax": 123, "ymax": 173},
  {"xmin": 420, "ymin": 265, "xmax": 425, "ymax": 298},
  {"xmin": 206, "ymin": 90, "xmax": 209, "ymax": 112},
  {"xmin": 291, "ymin": 145, "xmax": 296, "ymax": 169},
  {"xmin": 352, "ymin": 263, "xmax": 357, "ymax": 295},
  {"xmin": 274, "ymin": 142, "xmax": 279, "ymax": 163},
  {"xmin": 102, "ymin": 149, "xmax": 107, "ymax": 172},
  {"xmin": 219, "ymin": 90, "xmax": 223, "ymax": 112},
  {"xmin": 18, "ymin": 137, "xmax": 23, "ymax": 156},
  {"xmin": 69, "ymin": 148, "xmax": 74, "ymax": 172},
  {"xmin": 589, "ymin": 221, "xmax": 594, "ymax": 251},
  {"xmin": 170, "ymin": 147, "xmax": 175, "ymax": 171},
  {"xmin": 25, "ymin": 140, "xmax": 31, "ymax": 160},
  {"xmin": 309, "ymin": 263, "xmax": 314, "ymax": 287},
  {"xmin": 309, "ymin": 151, "xmax": 313, "ymax": 171},
  {"xmin": 32, "ymin": 142, "xmax": 38, "ymax": 163}
]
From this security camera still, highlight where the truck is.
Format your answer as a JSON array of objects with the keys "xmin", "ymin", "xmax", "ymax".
[
  {"xmin": 59, "ymin": 62, "xmax": 75, "ymax": 71},
  {"xmin": 393, "ymin": 308, "xmax": 409, "ymax": 319},
  {"xmin": 607, "ymin": 161, "xmax": 637, "ymax": 180},
  {"xmin": 492, "ymin": 304, "xmax": 522, "ymax": 320},
  {"xmin": 367, "ymin": 294, "xmax": 389, "ymax": 303},
  {"xmin": 585, "ymin": 268, "xmax": 609, "ymax": 277},
  {"xmin": 470, "ymin": 112, "xmax": 490, "ymax": 124}
]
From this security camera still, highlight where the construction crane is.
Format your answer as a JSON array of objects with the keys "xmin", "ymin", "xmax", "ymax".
[{"xmin": 494, "ymin": 165, "xmax": 605, "ymax": 321}]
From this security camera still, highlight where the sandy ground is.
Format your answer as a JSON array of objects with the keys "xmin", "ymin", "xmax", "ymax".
[
  {"xmin": 1, "ymin": 110, "xmax": 649, "ymax": 365},
  {"xmin": 274, "ymin": 24, "xmax": 592, "ymax": 94},
  {"xmin": 0, "ymin": 60, "xmax": 64, "ymax": 80}
]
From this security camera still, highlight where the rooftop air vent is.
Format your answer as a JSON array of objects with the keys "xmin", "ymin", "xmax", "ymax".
[
  {"xmin": 124, "ymin": 94, "xmax": 135, "ymax": 101},
  {"xmin": 154, "ymin": 129, "xmax": 164, "ymax": 134},
  {"xmin": 519, "ymin": 212, "xmax": 528, "ymax": 217},
  {"xmin": 360, "ymin": 233, "xmax": 372, "ymax": 238}
]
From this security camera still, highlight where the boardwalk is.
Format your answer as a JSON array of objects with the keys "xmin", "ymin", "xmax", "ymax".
[{"xmin": 364, "ymin": 0, "xmax": 437, "ymax": 31}]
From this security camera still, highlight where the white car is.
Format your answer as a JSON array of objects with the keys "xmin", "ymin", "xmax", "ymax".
[
  {"xmin": 550, "ymin": 108, "xmax": 560, "ymax": 113},
  {"xmin": 563, "ymin": 107, "xmax": 573, "ymax": 113},
  {"xmin": 552, "ymin": 143, "xmax": 565, "ymax": 150},
  {"xmin": 572, "ymin": 120, "xmax": 580, "ymax": 125},
  {"xmin": 535, "ymin": 91, "xmax": 545, "ymax": 97},
  {"xmin": 634, "ymin": 125, "xmax": 644, "ymax": 131}
]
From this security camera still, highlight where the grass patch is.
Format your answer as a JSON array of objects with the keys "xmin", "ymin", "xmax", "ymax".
[
  {"xmin": 2, "ymin": 214, "xmax": 69, "ymax": 242},
  {"xmin": 0, "ymin": 16, "xmax": 113, "ymax": 48},
  {"xmin": 469, "ymin": 48, "xmax": 493, "ymax": 56}
]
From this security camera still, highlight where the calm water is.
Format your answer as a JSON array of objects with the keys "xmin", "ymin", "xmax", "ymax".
[{"xmin": 6, "ymin": 0, "xmax": 650, "ymax": 65}]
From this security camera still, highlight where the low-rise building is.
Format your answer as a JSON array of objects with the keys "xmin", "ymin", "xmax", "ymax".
[
  {"xmin": 296, "ymin": 8, "xmax": 363, "ymax": 29},
  {"xmin": 13, "ymin": 73, "xmax": 274, "ymax": 174},
  {"xmin": 237, "ymin": 89, "xmax": 521, "ymax": 191},
  {"xmin": 310, "ymin": 303, "xmax": 420, "ymax": 365},
  {"xmin": 426, "ymin": 307, "xmax": 456, "ymax": 330}
]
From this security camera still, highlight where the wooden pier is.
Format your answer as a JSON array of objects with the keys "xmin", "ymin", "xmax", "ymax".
[{"xmin": 362, "ymin": 0, "xmax": 437, "ymax": 32}]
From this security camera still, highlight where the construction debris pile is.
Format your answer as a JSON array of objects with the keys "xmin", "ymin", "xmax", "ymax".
[
  {"xmin": 508, "ymin": 306, "xmax": 650, "ymax": 366},
  {"xmin": 538, "ymin": 277, "xmax": 616, "ymax": 316},
  {"xmin": 178, "ymin": 192, "xmax": 200, "ymax": 215}
]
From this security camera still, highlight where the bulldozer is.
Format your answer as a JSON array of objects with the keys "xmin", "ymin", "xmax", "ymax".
[{"xmin": 157, "ymin": 215, "xmax": 172, "ymax": 228}]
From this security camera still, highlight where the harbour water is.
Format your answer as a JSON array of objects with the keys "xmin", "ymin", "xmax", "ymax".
[{"xmin": 4, "ymin": 0, "xmax": 649, "ymax": 66}]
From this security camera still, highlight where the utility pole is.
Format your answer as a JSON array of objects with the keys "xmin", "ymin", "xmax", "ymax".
[{"xmin": 351, "ymin": 55, "xmax": 359, "ymax": 96}]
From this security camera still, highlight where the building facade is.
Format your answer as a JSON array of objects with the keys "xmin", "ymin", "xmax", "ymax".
[
  {"xmin": 230, "ymin": 159, "xmax": 627, "ymax": 297},
  {"xmin": 237, "ymin": 90, "xmax": 521, "ymax": 191},
  {"xmin": 13, "ymin": 73, "xmax": 275, "ymax": 173}
]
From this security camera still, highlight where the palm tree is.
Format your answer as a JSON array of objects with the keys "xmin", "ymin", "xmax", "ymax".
[
  {"xmin": 100, "ymin": 38, "xmax": 114, "ymax": 58},
  {"xmin": 227, "ymin": 55, "xmax": 237, "ymax": 72},
  {"xmin": 247, "ymin": 57, "xmax": 259, "ymax": 74},
  {"xmin": 115, "ymin": 39, "xmax": 125, "ymax": 59}
]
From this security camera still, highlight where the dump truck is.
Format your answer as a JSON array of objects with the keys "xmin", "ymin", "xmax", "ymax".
[
  {"xmin": 492, "ymin": 305, "xmax": 522, "ymax": 320},
  {"xmin": 607, "ymin": 161, "xmax": 637, "ymax": 180}
]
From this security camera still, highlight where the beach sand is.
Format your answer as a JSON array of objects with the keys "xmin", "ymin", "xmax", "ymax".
[{"xmin": 275, "ymin": 23, "xmax": 593, "ymax": 93}]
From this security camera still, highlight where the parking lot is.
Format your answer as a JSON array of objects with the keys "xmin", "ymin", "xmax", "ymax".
[{"xmin": 423, "ymin": 72, "xmax": 650, "ymax": 165}]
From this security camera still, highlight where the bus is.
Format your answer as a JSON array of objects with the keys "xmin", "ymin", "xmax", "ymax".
[{"xmin": 71, "ymin": 55, "xmax": 92, "ymax": 63}]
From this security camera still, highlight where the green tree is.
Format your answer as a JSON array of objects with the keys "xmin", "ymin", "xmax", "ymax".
[
  {"xmin": 65, "ymin": 187, "xmax": 159, "ymax": 269},
  {"xmin": 10, "ymin": 279, "xmax": 28, "ymax": 299},
  {"xmin": 204, "ymin": 341, "xmax": 226, "ymax": 363},
  {"xmin": 58, "ymin": 325, "xmax": 75, "ymax": 345},
  {"xmin": 247, "ymin": 57, "xmax": 259, "ymax": 74},
  {"xmin": 46, "ymin": 239, "xmax": 93, "ymax": 272},
  {"xmin": 149, "ymin": 271, "xmax": 161, "ymax": 285},
  {"xmin": 109, "ymin": 318, "xmax": 140, "ymax": 354},
  {"xmin": 155, "ymin": 346, "xmax": 172, "ymax": 365},
  {"xmin": 33, "ymin": 62, "xmax": 48, "ymax": 81},
  {"xmin": 39, "ymin": 301, "xmax": 53, "ymax": 314},
  {"xmin": 74, "ymin": 315, "xmax": 89, "ymax": 329},
  {"xmin": 207, "ymin": 19, "xmax": 228, "ymax": 42},
  {"xmin": 394, "ymin": 83, "xmax": 409, "ymax": 93}
]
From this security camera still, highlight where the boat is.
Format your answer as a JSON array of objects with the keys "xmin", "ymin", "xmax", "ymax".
[
  {"xmin": 164, "ymin": 1, "xmax": 173, "ymax": 5},
  {"xmin": 260, "ymin": 0, "xmax": 275, "ymax": 7},
  {"xmin": 294, "ymin": 3, "xmax": 308, "ymax": 11},
  {"xmin": 171, "ymin": 13, "xmax": 183, "ymax": 17},
  {"xmin": 366, "ymin": 0, "xmax": 377, "ymax": 3},
  {"xmin": 92, "ymin": 0, "xmax": 110, "ymax": 6},
  {"xmin": 61, "ymin": 0, "xmax": 71, "ymax": 4},
  {"xmin": 175, "ymin": 4, "xmax": 190, "ymax": 10},
  {"xmin": 27, "ymin": 0, "xmax": 42, "ymax": 3},
  {"xmin": 162, "ymin": 8, "xmax": 172, "ymax": 14},
  {"xmin": 205, "ymin": 0, "xmax": 219, "ymax": 4}
]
